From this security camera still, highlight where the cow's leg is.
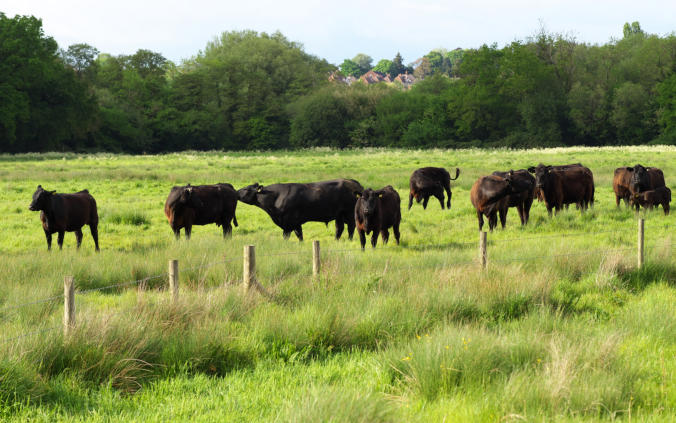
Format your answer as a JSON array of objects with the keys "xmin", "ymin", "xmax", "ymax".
[
  {"xmin": 477, "ymin": 210, "xmax": 484, "ymax": 232},
  {"xmin": 185, "ymin": 225, "xmax": 192, "ymax": 241},
  {"xmin": 422, "ymin": 196, "xmax": 429, "ymax": 209},
  {"xmin": 498, "ymin": 206, "xmax": 507, "ymax": 229},
  {"xmin": 664, "ymin": 202, "xmax": 670, "ymax": 215},
  {"xmin": 516, "ymin": 204, "xmax": 525, "ymax": 225},
  {"xmin": 346, "ymin": 218, "xmax": 356, "ymax": 240},
  {"xmin": 334, "ymin": 217, "xmax": 345, "ymax": 240},
  {"xmin": 57, "ymin": 231, "xmax": 65, "ymax": 250},
  {"xmin": 358, "ymin": 229, "xmax": 366, "ymax": 250},
  {"xmin": 173, "ymin": 228, "xmax": 180, "ymax": 240},
  {"xmin": 435, "ymin": 192, "xmax": 445, "ymax": 210},
  {"xmin": 44, "ymin": 230, "xmax": 52, "ymax": 251},
  {"xmin": 223, "ymin": 221, "xmax": 232, "ymax": 238},
  {"xmin": 75, "ymin": 229, "xmax": 83, "ymax": 250},
  {"xmin": 488, "ymin": 212, "xmax": 497, "ymax": 232},
  {"xmin": 90, "ymin": 224, "xmax": 100, "ymax": 252},
  {"xmin": 282, "ymin": 230, "xmax": 291, "ymax": 240},
  {"xmin": 393, "ymin": 222, "xmax": 400, "ymax": 245},
  {"xmin": 381, "ymin": 228, "xmax": 390, "ymax": 245},
  {"xmin": 615, "ymin": 195, "xmax": 621, "ymax": 207},
  {"xmin": 622, "ymin": 196, "xmax": 629, "ymax": 207},
  {"xmin": 370, "ymin": 230, "xmax": 378, "ymax": 248},
  {"xmin": 294, "ymin": 226, "xmax": 303, "ymax": 241},
  {"xmin": 408, "ymin": 192, "xmax": 414, "ymax": 210}
]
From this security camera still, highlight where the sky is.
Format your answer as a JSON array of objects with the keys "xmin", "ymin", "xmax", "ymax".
[{"xmin": 3, "ymin": 0, "xmax": 675, "ymax": 66}]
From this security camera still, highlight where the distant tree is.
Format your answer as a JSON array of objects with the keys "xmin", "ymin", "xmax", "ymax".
[
  {"xmin": 62, "ymin": 43, "xmax": 99, "ymax": 77},
  {"xmin": 340, "ymin": 59, "xmax": 362, "ymax": 77},
  {"xmin": 413, "ymin": 57, "xmax": 432, "ymax": 79},
  {"xmin": 388, "ymin": 52, "xmax": 405, "ymax": 76},
  {"xmin": 373, "ymin": 59, "xmax": 392, "ymax": 75},
  {"xmin": 623, "ymin": 21, "xmax": 644, "ymax": 38},
  {"xmin": 352, "ymin": 53, "xmax": 373, "ymax": 74},
  {"xmin": 129, "ymin": 49, "xmax": 167, "ymax": 79},
  {"xmin": 656, "ymin": 73, "xmax": 676, "ymax": 138}
]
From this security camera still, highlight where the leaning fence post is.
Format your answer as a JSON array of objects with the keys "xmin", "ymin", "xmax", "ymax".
[
  {"xmin": 312, "ymin": 240, "xmax": 321, "ymax": 278},
  {"xmin": 479, "ymin": 231, "xmax": 487, "ymax": 269},
  {"xmin": 63, "ymin": 276, "xmax": 75, "ymax": 336},
  {"xmin": 168, "ymin": 259, "xmax": 179, "ymax": 303},
  {"xmin": 637, "ymin": 218, "xmax": 645, "ymax": 269},
  {"xmin": 243, "ymin": 245, "xmax": 256, "ymax": 291}
]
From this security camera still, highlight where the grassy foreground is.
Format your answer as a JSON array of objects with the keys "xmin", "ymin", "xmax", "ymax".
[{"xmin": 0, "ymin": 147, "xmax": 674, "ymax": 422}]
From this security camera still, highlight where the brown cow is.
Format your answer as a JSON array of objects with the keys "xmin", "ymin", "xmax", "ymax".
[
  {"xmin": 408, "ymin": 167, "xmax": 459, "ymax": 210},
  {"xmin": 29, "ymin": 185, "xmax": 100, "ymax": 251},
  {"xmin": 355, "ymin": 186, "xmax": 401, "ymax": 249},
  {"xmin": 613, "ymin": 168, "xmax": 633, "ymax": 207},
  {"xmin": 630, "ymin": 186, "xmax": 671, "ymax": 215},
  {"xmin": 628, "ymin": 164, "xmax": 666, "ymax": 211},
  {"xmin": 492, "ymin": 169, "xmax": 535, "ymax": 227},
  {"xmin": 165, "ymin": 183, "xmax": 238, "ymax": 240},
  {"xmin": 470, "ymin": 174, "xmax": 514, "ymax": 231},
  {"xmin": 528, "ymin": 164, "xmax": 594, "ymax": 216}
]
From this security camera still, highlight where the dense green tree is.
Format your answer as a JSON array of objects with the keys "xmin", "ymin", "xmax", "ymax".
[
  {"xmin": 372, "ymin": 59, "xmax": 392, "ymax": 75},
  {"xmin": 352, "ymin": 53, "xmax": 373, "ymax": 74},
  {"xmin": 340, "ymin": 59, "xmax": 362, "ymax": 77},
  {"xmin": 62, "ymin": 43, "xmax": 99, "ymax": 78},
  {"xmin": 388, "ymin": 52, "xmax": 405, "ymax": 77}
]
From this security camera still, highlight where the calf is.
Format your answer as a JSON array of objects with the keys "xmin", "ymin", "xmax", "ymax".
[
  {"xmin": 408, "ymin": 167, "xmax": 459, "ymax": 210},
  {"xmin": 630, "ymin": 186, "xmax": 671, "ymax": 215},
  {"xmin": 29, "ymin": 185, "xmax": 100, "ymax": 251},
  {"xmin": 355, "ymin": 186, "xmax": 401, "ymax": 249},
  {"xmin": 628, "ymin": 164, "xmax": 666, "ymax": 211},
  {"xmin": 470, "ymin": 174, "xmax": 514, "ymax": 232}
]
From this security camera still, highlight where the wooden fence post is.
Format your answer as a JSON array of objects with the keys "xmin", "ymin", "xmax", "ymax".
[
  {"xmin": 168, "ymin": 259, "xmax": 179, "ymax": 303},
  {"xmin": 637, "ymin": 218, "xmax": 645, "ymax": 269},
  {"xmin": 479, "ymin": 231, "xmax": 487, "ymax": 270},
  {"xmin": 243, "ymin": 245, "xmax": 256, "ymax": 291},
  {"xmin": 312, "ymin": 240, "xmax": 321, "ymax": 278},
  {"xmin": 63, "ymin": 276, "xmax": 75, "ymax": 336}
]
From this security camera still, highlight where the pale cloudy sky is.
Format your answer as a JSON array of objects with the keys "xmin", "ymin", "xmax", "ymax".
[{"xmin": 3, "ymin": 0, "xmax": 675, "ymax": 66}]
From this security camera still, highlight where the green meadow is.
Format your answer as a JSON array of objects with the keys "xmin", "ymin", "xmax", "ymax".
[{"xmin": 0, "ymin": 147, "xmax": 674, "ymax": 422}]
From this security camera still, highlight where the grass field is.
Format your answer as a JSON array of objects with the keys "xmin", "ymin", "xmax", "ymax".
[{"xmin": 0, "ymin": 147, "xmax": 674, "ymax": 422}]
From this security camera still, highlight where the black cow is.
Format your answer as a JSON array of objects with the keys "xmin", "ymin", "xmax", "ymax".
[
  {"xmin": 355, "ymin": 186, "xmax": 401, "ymax": 249},
  {"xmin": 527, "ymin": 164, "xmax": 594, "ymax": 216},
  {"xmin": 408, "ymin": 167, "xmax": 460, "ymax": 210},
  {"xmin": 492, "ymin": 169, "xmax": 535, "ymax": 227},
  {"xmin": 630, "ymin": 186, "xmax": 671, "ymax": 215},
  {"xmin": 470, "ymin": 174, "xmax": 514, "ymax": 231},
  {"xmin": 237, "ymin": 179, "xmax": 364, "ymax": 241},
  {"xmin": 29, "ymin": 185, "xmax": 100, "ymax": 251},
  {"xmin": 164, "ymin": 183, "xmax": 238, "ymax": 240},
  {"xmin": 628, "ymin": 164, "xmax": 666, "ymax": 211}
]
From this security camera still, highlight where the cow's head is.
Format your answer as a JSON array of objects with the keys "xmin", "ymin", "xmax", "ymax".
[
  {"xmin": 238, "ymin": 183, "xmax": 263, "ymax": 204},
  {"xmin": 357, "ymin": 188, "xmax": 381, "ymax": 216},
  {"xmin": 528, "ymin": 164, "xmax": 552, "ymax": 190},
  {"xmin": 29, "ymin": 185, "xmax": 55, "ymax": 211},
  {"xmin": 629, "ymin": 164, "xmax": 649, "ymax": 193},
  {"xmin": 175, "ymin": 184, "xmax": 203, "ymax": 209}
]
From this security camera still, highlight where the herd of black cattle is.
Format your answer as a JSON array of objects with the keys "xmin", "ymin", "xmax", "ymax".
[{"xmin": 28, "ymin": 163, "xmax": 671, "ymax": 251}]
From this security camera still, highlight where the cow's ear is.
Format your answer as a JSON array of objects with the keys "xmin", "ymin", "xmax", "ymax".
[
  {"xmin": 626, "ymin": 167, "xmax": 633, "ymax": 172},
  {"xmin": 48, "ymin": 190, "xmax": 56, "ymax": 195},
  {"xmin": 527, "ymin": 167, "xmax": 535, "ymax": 173},
  {"xmin": 37, "ymin": 185, "xmax": 42, "ymax": 189},
  {"xmin": 508, "ymin": 169, "xmax": 514, "ymax": 176},
  {"xmin": 256, "ymin": 185, "xmax": 264, "ymax": 192}
]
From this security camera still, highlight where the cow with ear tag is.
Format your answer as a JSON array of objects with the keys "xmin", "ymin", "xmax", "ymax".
[
  {"xmin": 354, "ymin": 186, "xmax": 401, "ymax": 250},
  {"xmin": 29, "ymin": 185, "xmax": 100, "ymax": 251}
]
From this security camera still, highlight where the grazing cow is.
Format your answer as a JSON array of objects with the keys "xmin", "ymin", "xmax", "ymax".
[
  {"xmin": 355, "ymin": 186, "xmax": 401, "ymax": 249},
  {"xmin": 630, "ymin": 186, "xmax": 671, "ymax": 215},
  {"xmin": 237, "ymin": 179, "xmax": 364, "ymax": 241},
  {"xmin": 527, "ymin": 164, "xmax": 594, "ymax": 216},
  {"xmin": 628, "ymin": 164, "xmax": 666, "ymax": 211},
  {"xmin": 29, "ymin": 185, "xmax": 100, "ymax": 251},
  {"xmin": 164, "ymin": 183, "xmax": 238, "ymax": 240},
  {"xmin": 492, "ymin": 169, "xmax": 535, "ymax": 227},
  {"xmin": 408, "ymin": 167, "xmax": 460, "ymax": 210},
  {"xmin": 613, "ymin": 168, "xmax": 633, "ymax": 207},
  {"xmin": 470, "ymin": 174, "xmax": 514, "ymax": 231}
]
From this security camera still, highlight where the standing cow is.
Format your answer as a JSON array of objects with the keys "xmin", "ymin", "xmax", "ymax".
[
  {"xmin": 613, "ymin": 167, "xmax": 633, "ymax": 207},
  {"xmin": 355, "ymin": 186, "xmax": 401, "ymax": 249},
  {"xmin": 628, "ymin": 164, "xmax": 666, "ymax": 211},
  {"xmin": 29, "ymin": 185, "xmax": 100, "ymax": 251},
  {"xmin": 408, "ymin": 167, "xmax": 460, "ymax": 210},
  {"xmin": 527, "ymin": 164, "xmax": 594, "ymax": 216},
  {"xmin": 630, "ymin": 186, "xmax": 671, "ymax": 215},
  {"xmin": 492, "ymin": 169, "xmax": 535, "ymax": 227},
  {"xmin": 470, "ymin": 173, "xmax": 515, "ymax": 232},
  {"xmin": 164, "ymin": 183, "xmax": 238, "ymax": 240},
  {"xmin": 237, "ymin": 179, "xmax": 363, "ymax": 241}
]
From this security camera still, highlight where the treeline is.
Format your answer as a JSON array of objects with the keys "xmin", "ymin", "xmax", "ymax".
[{"xmin": 1, "ymin": 13, "xmax": 675, "ymax": 153}]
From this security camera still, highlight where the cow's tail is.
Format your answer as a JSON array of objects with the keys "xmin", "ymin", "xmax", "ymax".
[
  {"xmin": 450, "ymin": 168, "xmax": 460, "ymax": 180},
  {"xmin": 233, "ymin": 213, "xmax": 238, "ymax": 227}
]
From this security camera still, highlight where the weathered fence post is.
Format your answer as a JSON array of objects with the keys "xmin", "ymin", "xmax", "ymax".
[
  {"xmin": 168, "ymin": 259, "xmax": 179, "ymax": 303},
  {"xmin": 637, "ymin": 218, "xmax": 645, "ymax": 269},
  {"xmin": 312, "ymin": 240, "xmax": 321, "ymax": 278},
  {"xmin": 479, "ymin": 231, "xmax": 487, "ymax": 270},
  {"xmin": 63, "ymin": 276, "xmax": 75, "ymax": 336},
  {"xmin": 243, "ymin": 245, "xmax": 256, "ymax": 291}
]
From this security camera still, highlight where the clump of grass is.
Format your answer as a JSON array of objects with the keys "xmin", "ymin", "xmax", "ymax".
[{"xmin": 107, "ymin": 211, "xmax": 150, "ymax": 226}]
